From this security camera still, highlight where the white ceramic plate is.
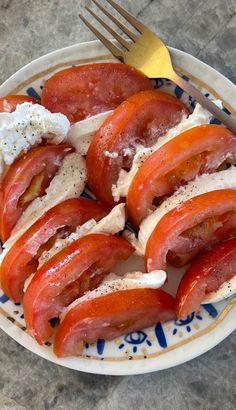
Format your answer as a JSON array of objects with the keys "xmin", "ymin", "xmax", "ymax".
[{"xmin": 0, "ymin": 40, "xmax": 236, "ymax": 375}]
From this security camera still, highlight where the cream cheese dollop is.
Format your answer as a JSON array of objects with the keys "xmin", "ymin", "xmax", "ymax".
[{"xmin": 0, "ymin": 102, "xmax": 70, "ymax": 175}]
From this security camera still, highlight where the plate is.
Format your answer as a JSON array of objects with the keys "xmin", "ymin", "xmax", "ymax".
[{"xmin": 0, "ymin": 40, "xmax": 236, "ymax": 376}]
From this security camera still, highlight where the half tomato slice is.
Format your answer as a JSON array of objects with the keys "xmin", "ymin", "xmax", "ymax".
[
  {"xmin": 87, "ymin": 90, "xmax": 188, "ymax": 208},
  {"xmin": 176, "ymin": 238, "xmax": 236, "ymax": 319},
  {"xmin": 54, "ymin": 288, "xmax": 176, "ymax": 357},
  {"xmin": 145, "ymin": 189, "xmax": 236, "ymax": 271},
  {"xmin": 41, "ymin": 63, "xmax": 153, "ymax": 122},
  {"xmin": 127, "ymin": 125, "xmax": 236, "ymax": 227},
  {"xmin": 0, "ymin": 95, "xmax": 40, "ymax": 112},
  {"xmin": 0, "ymin": 144, "xmax": 73, "ymax": 241},
  {"xmin": 0, "ymin": 198, "xmax": 106, "ymax": 302},
  {"xmin": 23, "ymin": 234, "xmax": 134, "ymax": 344}
]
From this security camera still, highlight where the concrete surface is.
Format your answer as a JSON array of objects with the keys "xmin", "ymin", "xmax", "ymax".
[{"xmin": 0, "ymin": 0, "xmax": 236, "ymax": 409}]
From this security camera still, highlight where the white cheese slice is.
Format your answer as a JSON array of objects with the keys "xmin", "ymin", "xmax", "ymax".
[
  {"xmin": 61, "ymin": 269, "xmax": 167, "ymax": 320},
  {"xmin": 138, "ymin": 168, "xmax": 236, "ymax": 253},
  {"xmin": 0, "ymin": 102, "xmax": 70, "ymax": 175},
  {"xmin": 3, "ymin": 153, "xmax": 87, "ymax": 251},
  {"xmin": 112, "ymin": 102, "xmax": 221, "ymax": 201},
  {"xmin": 67, "ymin": 111, "xmax": 112, "ymax": 155}
]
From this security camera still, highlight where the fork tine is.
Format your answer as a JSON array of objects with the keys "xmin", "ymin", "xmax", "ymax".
[
  {"xmin": 85, "ymin": 6, "xmax": 131, "ymax": 50},
  {"xmin": 79, "ymin": 14, "xmax": 125, "ymax": 61},
  {"xmin": 91, "ymin": 0, "xmax": 138, "ymax": 42},
  {"xmin": 105, "ymin": 0, "xmax": 147, "ymax": 33}
]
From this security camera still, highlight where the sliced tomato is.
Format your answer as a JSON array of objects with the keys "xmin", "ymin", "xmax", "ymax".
[
  {"xmin": 87, "ymin": 90, "xmax": 189, "ymax": 208},
  {"xmin": 41, "ymin": 63, "xmax": 152, "ymax": 123},
  {"xmin": 0, "ymin": 144, "xmax": 73, "ymax": 241},
  {"xmin": 54, "ymin": 288, "xmax": 175, "ymax": 357},
  {"xmin": 176, "ymin": 238, "xmax": 236, "ymax": 319},
  {"xmin": 145, "ymin": 189, "xmax": 236, "ymax": 271},
  {"xmin": 0, "ymin": 95, "xmax": 40, "ymax": 112},
  {"xmin": 0, "ymin": 198, "xmax": 106, "ymax": 302},
  {"xmin": 23, "ymin": 234, "xmax": 134, "ymax": 344},
  {"xmin": 127, "ymin": 125, "xmax": 236, "ymax": 227}
]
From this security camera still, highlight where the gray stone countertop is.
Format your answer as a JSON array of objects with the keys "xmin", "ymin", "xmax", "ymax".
[{"xmin": 0, "ymin": 1, "xmax": 236, "ymax": 409}]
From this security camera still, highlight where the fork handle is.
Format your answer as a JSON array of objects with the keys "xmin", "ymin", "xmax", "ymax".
[{"xmin": 170, "ymin": 72, "xmax": 236, "ymax": 134}]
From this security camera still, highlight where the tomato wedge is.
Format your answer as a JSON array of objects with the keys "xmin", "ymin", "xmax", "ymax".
[
  {"xmin": 41, "ymin": 63, "xmax": 152, "ymax": 122},
  {"xmin": 54, "ymin": 288, "xmax": 175, "ymax": 357},
  {"xmin": 87, "ymin": 90, "xmax": 188, "ymax": 208},
  {"xmin": 127, "ymin": 125, "xmax": 236, "ymax": 227},
  {"xmin": 145, "ymin": 189, "xmax": 236, "ymax": 271},
  {"xmin": 0, "ymin": 198, "xmax": 106, "ymax": 302},
  {"xmin": 176, "ymin": 238, "xmax": 236, "ymax": 319},
  {"xmin": 23, "ymin": 234, "xmax": 134, "ymax": 344},
  {"xmin": 0, "ymin": 95, "xmax": 40, "ymax": 112},
  {"xmin": 0, "ymin": 144, "xmax": 73, "ymax": 242}
]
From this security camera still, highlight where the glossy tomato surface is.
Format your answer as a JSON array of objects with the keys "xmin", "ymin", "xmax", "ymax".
[
  {"xmin": 0, "ymin": 144, "xmax": 73, "ymax": 241},
  {"xmin": 176, "ymin": 238, "xmax": 236, "ymax": 319},
  {"xmin": 23, "ymin": 234, "xmax": 134, "ymax": 344},
  {"xmin": 54, "ymin": 288, "xmax": 176, "ymax": 357},
  {"xmin": 0, "ymin": 95, "xmax": 40, "ymax": 112},
  {"xmin": 87, "ymin": 90, "xmax": 188, "ymax": 208},
  {"xmin": 0, "ymin": 198, "xmax": 106, "ymax": 302},
  {"xmin": 127, "ymin": 125, "xmax": 236, "ymax": 227},
  {"xmin": 41, "ymin": 63, "xmax": 153, "ymax": 122},
  {"xmin": 145, "ymin": 189, "xmax": 236, "ymax": 271}
]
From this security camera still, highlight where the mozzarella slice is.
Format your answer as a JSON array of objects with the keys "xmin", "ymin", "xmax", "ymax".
[
  {"xmin": 112, "ymin": 102, "xmax": 221, "ymax": 201},
  {"xmin": 139, "ymin": 168, "xmax": 236, "ymax": 252},
  {"xmin": 0, "ymin": 102, "xmax": 70, "ymax": 175},
  {"xmin": 67, "ymin": 111, "xmax": 112, "ymax": 155},
  {"xmin": 38, "ymin": 203, "xmax": 126, "ymax": 268},
  {"xmin": 4, "ymin": 153, "xmax": 87, "ymax": 251},
  {"xmin": 61, "ymin": 269, "xmax": 167, "ymax": 320}
]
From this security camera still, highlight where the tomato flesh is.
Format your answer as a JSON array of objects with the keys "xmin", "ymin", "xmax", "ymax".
[
  {"xmin": 127, "ymin": 125, "xmax": 236, "ymax": 227},
  {"xmin": 145, "ymin": 189, "xmax": 236, "ymax": 271},
  {"xmin": 23, "ymin": 234, "xmax": 134, "ymax": 344},
  {"xmin": 53, "ymin": 288, "xmax": 176, "ymax": 357},
  {"xmin": 0, "ymin": 144, "xmax": 73, "ymax": 241},
  {"xmin": 41, "ymin": 63, "xmax": 153, "ymax": 122},
  {"xmin": 0, "ymin": 198, "xmax": 106, "ymax": 302},
  {"xmin": 87, "ymin": 90, "xmax": 189, "ymax": 208},
  {"xmin": 0, "ymin": 95, "xmax": 40, "ymax": 112},
  {"xmin": 176, "ymin": 238, "xmax": 236, "ymax": 319}
]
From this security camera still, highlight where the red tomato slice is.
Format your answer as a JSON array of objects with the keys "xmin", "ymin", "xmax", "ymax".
[
  {"xmin": 0, "ymin": 198, "xmax": 106, "ymax": 302},
  {"xmin": 87, "ymin": 90, "xmax": 189, "ymax": 208},
  {"xmin": 54, "ymin": 288, "xmax": 175, "ymax": 357},
  {"xmin": 23, "ymin": 234, "xmax": 134, "ymax": 344},
  {"xmin": 41, "ymin": 63, "xmax": 153, "ymax": 122},
  {"xmin": 0, "ymin": 95, "xmax": 40, "ymax": 112},
  {"xmin": 0, "ymin": 144, "xmax": 73, "ymax": 241},
  {"xmin": 176, "ymin": 238, "xmax": 236, "ymax": 319},
  {"xmin": 127, "ymin": 125, "xmax": 236, "ymax": 227},
  {"xmin": 145, "ymin": 189, "xmax": 236, "ymax": 271}
]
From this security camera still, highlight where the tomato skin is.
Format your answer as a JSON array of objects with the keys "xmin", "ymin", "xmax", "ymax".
[
  {"xmin": 0, "ymin": 144, "xmax": 73, "ymax": 241},
  {"xmin": 41, "ymin": 63, "xmax": 153, "ymax": 122},
  {"xmin": 0, "ymin": 95, "xmax": 40, "ymax": 112},
  {"xmin": 54, "ymin": 288, "xmax": 176, "ymax": 357},
  {"xmin": 145, "ymin": 189, "xmax": 236, "ymax": 271},
  {"xmin": 0, "ymin": 198, "xmax": 106, "ymax": 302},
  {"xmin": 127, "ymin": 125, "xmax": 236, "ymax": 228},
  {"xmin": 23, "ymin": 234, "xmax": 134, "ymax": 344},
  {"xmin": 87, "ymin": 90, "xmax": 188, "ymax": 208},
  {"xmin": 176, "ymin": 238, "xmax": 236, "ymax": 319}
]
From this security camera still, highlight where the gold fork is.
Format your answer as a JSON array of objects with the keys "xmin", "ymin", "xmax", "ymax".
[{"xmin": 80, "ymin": 0, "xmax": 236, "ymax": 134}]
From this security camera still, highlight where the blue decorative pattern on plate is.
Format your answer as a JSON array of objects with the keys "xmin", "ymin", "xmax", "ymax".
[{"xmin": 0, "ymin": 41, "xmax": 236, "ymax": 375}]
